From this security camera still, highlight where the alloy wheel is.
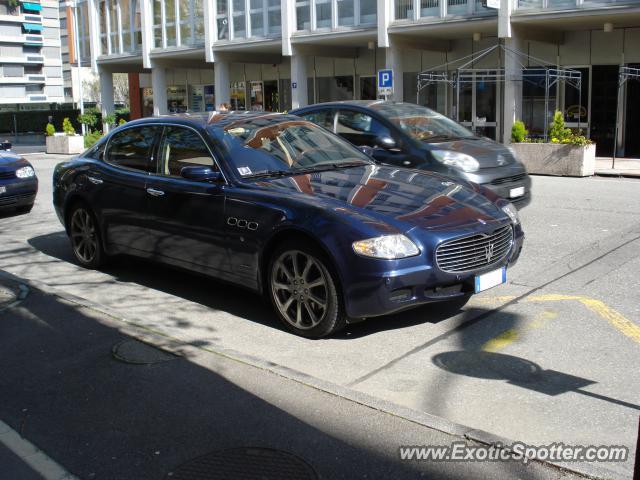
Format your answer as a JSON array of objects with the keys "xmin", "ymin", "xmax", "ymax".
[
  {"xmin": 70, "ymin": 208, "xmax": 98, "ymax": 264},
  {"xmin": 271, "ymin": 250, "xmax": 329, "ymax": 330}
]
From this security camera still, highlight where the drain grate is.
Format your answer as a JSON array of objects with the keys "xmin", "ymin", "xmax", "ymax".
[
  {"xmin": 112, "ymin": 339, "xmax": 178, "ymax": 365},
  {"xmin": 165, "ymin": 447, "xmax": 318, "ymax": 480}
]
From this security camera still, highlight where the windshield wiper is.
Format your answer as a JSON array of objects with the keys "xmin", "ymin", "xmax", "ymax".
[
  {"xmin": 293, "ymin": 161, "xmax": 370, "ymax": 175},
  {"xmin": 422, "ymin": 135, "xmax": 460, "ymax": 143},
  {"xmin": 243, "ymin": 169, "xmax": 292, "ymax": 179}
]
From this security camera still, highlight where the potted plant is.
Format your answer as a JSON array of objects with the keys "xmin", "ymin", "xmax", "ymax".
[
  {"xmin": 510, "ymin": 112, "xmax": 596, "ymax": 177},
  {"xmin": 45, "ymin": 117, "xmax": 85, "ymax": 154}
]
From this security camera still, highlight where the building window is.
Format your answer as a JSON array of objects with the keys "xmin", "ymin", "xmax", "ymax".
[
  {"xmin": 315, "ymin": 0, "xmax": 331, "ymax": 28},
  {"xmin": 217, "ymin": 0, "xmax": 229, "ymax": 40},
  {"xmin": 337, "ymin": 0, "xmax": 355, "ymax": 26},
  {"xmin": 395, "ymin": 0, "xmax": 412, "ymax": 19},
  {"xmin": 232, "ymin": 0, "xmax": 246, "ymax": 38},
  {"xmin": 296, "ymin": 0, "xmax": 310, "ymax": 30},
  {"xmin": 165, "ymin": 0, "xmax": 177, "ymax": 47},
  {"xmin": 153, "ymin": 0, "xmax": 162, "ymax": 47}
]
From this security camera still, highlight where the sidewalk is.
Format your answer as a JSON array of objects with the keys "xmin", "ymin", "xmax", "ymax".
[
  {"xmin": 0, "ymin": 273, "xmax": 584, "ymax": 480},
  {"xmin": 595, "ymin": 157, "xmax": 640, "ymax": 178}
]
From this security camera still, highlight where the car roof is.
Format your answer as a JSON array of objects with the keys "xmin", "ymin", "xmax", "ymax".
[{"xmin": 123, "ymin": 111, "xmax": 305, "ymax": 133}]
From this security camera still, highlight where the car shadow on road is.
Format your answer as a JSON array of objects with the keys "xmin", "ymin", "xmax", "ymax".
[
  {"xmin": 28, "ymin": 231, "xmax": 480, "ymax": 339},
  {"xmin": 27, "ymin": 231, "xmax": 279, "ymax": 331}
]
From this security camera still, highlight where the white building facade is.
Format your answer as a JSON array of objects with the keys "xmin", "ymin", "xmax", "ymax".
[
  {"xmin": 0, "ymin": 0, "xmax": 65, "ymax": 109},
  {"xmin": 83, "ymin": 0, "xmax": 639, "ymax": 156}
]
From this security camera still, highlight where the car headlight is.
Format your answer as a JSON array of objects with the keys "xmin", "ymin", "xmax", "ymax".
[
  {"xmin": 431, "ymin": 150, "xmax": 479, "ymax": 173},
  {"xmin": 352, "ymin": 234, "xmax": 420, "ymax": 259},
  {"xmin": 16, "ymin": 166, "xmax": 35, "ymax": 179},
  {"xmin": 502, "ymin": 202, "xmax": 520, "ymax": 225}
]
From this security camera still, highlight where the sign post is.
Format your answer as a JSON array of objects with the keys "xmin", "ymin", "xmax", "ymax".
[{"xmin": 377, "ymin": 69, "xmax": 393, "ymax": 100}]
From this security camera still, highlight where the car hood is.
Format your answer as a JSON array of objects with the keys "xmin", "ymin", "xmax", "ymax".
[
  {"xmin": 0, "ymin": 151, "xmax": 29, "ymax": 171},
  {"xmin": 427, "ymin": 137, "xmax": 515, "ymax": 169},
  {"xmin": 250, "ymin": 164, "xmax": 507, "ymax": 232}
]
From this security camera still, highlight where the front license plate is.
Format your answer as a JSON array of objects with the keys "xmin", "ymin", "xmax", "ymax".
[
  {"xmin": 475, "ymin": 267, "xmax": 506, "ymax": 293},
  {"xmin": 510, "ymin": 186, "xmax": 525, "ymax": 198},
  {"xmin": 0, "ymin": 186, "xmax": 6, "ymax": 194}
]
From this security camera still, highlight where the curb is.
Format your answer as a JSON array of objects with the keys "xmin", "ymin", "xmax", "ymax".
[{"xmin": 0, "ymin": 270, "xmax": 623, "ymax": 480}]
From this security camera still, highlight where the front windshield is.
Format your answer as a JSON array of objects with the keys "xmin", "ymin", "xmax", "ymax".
[
  {"xmin": 374, "ymin": 103, "xmax": 474, "ymax": 142},
  {"xmin": 218, "ymin": 115, "xmax": 373, "ymax": 178}
]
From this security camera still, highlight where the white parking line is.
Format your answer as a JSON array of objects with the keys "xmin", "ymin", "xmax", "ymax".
[{"xmin": 0, "ymin": 420, "xmax": 78, "ymax": 480}]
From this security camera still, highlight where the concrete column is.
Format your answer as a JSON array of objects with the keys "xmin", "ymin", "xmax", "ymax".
[
  {"xmin": 214, "ymin": 59, "xmax": 231, "ymax": 108},
  {"xmin": 151, "ymin": 61, "xmax": 168, "ymax": 115},
  {"xmin": 290, "ymin": 47, "xmax": 308, "ymax": 109},
  {"xmin": 385, "ymin": 37, "xmax": 403, "ymax": 102},
  {"xmin": 98, "ymin": 67, "xmax": 115, "ymax": 132},
  {"xmin": 502, "ymin": 35, "xmax": 525, "ymax": 144}
]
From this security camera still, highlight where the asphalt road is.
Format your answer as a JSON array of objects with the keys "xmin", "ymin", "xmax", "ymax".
[{"xmin": 1, "ymin": 153, "xmax": 639, "ymax": 479}]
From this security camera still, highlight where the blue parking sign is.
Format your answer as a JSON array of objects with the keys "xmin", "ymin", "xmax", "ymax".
[
  {"xmin": 378, "ymin": 69, "xmax": 393, "ymax": 88},
  {"xmin": 378, "ymin": 69, "xmax": 393, "ymax": 96}
]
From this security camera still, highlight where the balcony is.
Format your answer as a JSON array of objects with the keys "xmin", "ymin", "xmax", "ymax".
[
  {"xmin": 393, "ymin": 0, "xmax": 496, "ymax": 21},
  {"xmin": 516, "ymin": 0, "xmax": 640, "ymax": 11}
]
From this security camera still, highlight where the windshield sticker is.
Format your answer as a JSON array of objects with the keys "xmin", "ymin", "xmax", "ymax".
[{"xmin": 237, "ymin": 166, "xmax": 252, "ymax": 176}]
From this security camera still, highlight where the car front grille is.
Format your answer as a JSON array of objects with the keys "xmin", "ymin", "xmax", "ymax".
[
  {"xmin": 0, "ymin": 171, "xmax": 15, "ymax": 180},
  {"xmin": 490, "ymin": 173, "xmax": 526, "ymax": 185},
  {"xmin": 0, "ymin": 193, "xmax": 33, "ymax": 206},
  {"xmin": 436, "ymin": 225, "xmax": 513, "ymax": 273}
]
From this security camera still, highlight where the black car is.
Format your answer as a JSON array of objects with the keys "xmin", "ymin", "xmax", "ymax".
[
  {"xmin": 53, "ymin": 113, "xmax": 523, "ymax": 338},
  {"xmin": 0, "ymin": 142, "xmax": 38, "ymax": 214},
  {"xmin": 292, "ymin": 101, "xmax": 531, "ymax": 208}
]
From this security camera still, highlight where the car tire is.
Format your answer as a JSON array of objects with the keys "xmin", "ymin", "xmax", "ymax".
[
  {"xmin": 268, "ymin": 242, "xmax": 346, "ymax": 338},
  {"xmin": 68, "ymin": 203, "xmax": 107, "ymax": 269}
]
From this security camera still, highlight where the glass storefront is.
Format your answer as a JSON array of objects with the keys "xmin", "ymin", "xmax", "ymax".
[
  {"xmin": 231, "ymin": 82, "xmax": 246, "ymax": 110},
  {"xmin": 167, "ymin": 86, "xmax": 188, "ymax": 113}
]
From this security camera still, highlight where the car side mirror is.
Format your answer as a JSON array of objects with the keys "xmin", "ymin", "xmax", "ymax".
[
  {"xmin": 376, "ymin": 136, "xmax": 396, "ymax": 150},
  {"xmin": 357, "ymin": 145, "xmax": 374, "ymax": 157},
  {"xmin": 180, "ymin": 166, "xmax": 222, "ymax": 182},
  {"xmin": 0, "ymin": 140, "xmax": 11, "ymax": 151}
]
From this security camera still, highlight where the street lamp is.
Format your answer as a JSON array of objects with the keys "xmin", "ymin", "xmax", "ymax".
[{"xmin": 65, "ymin": 1, "xmax": 85, "ymax": 135}]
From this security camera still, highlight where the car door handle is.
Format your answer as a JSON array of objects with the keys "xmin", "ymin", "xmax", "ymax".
[
  {"xmin": 87, "ymin": 176, "xmax": 103, "ymax": 185},
  {"xmin": 146, "ymin": 188, "xmax": 165, "ymax": 197}
]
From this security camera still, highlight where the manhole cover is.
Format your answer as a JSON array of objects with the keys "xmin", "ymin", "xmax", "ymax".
[
  {"xmin": 112, "ymin": 339, "xmax": 178, "ymax": 364},
  {"xmin": 166, "ymin": 447, "xmax": 318, "ymax": 480}
]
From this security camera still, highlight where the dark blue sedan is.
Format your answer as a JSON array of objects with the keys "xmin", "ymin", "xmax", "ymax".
[
  {"xmin": 0, "ymin": 143, "xmax": 38, "ymax": 214},
  {"xmin": 53, "ymin": 113, "xmax": 524, "ymax": 338}
]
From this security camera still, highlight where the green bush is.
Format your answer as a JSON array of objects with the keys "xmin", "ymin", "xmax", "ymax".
[
  {"xmin": 548, "ymin": 111, "xmax": 592, "ymax": 146},
  {"xmin": 118, "ymin": 118, "xmax": 127, "ymax": 126},
  {"xmin": 45, "ymin": 123, "xmax": 55, "ymax": 137},
  {"xmin": 549, "ymin": 111, "xmax": 571, "ymax": 143},
  {"xmin": 78, "ymin": 111, "xmax": 98, "ymax": 130},
  {"xmin": 84, "ymin": 130, "xmax": 103, "ymax": 148},
  {"xmin": 103, "ymin": 113, "xmax": 117, "ymax": 126},
  {"xmin": 62, "ymin": 118, "xmax": 76, "ymax": 136},
  {"xmin": 511, "ymin": 120, "xmax": 528, "ymax": 143}
]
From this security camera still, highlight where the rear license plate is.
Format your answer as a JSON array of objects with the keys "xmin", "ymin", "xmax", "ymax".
[
  {"xmin": 475, "ymin": 267, "xmax": 506, "ymax": 293},
  {"xmin": 510, "ymin": 186, "xmax": 525, "ymax": 198},
  {"xmin": 0, "ymin": 186, "xmax": 6, "ymax": 194}
]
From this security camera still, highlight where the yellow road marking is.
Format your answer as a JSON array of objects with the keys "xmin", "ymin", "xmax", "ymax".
[
  {"xmin": 482, "ymin": 329, "xmax": 518, "ymax": 352},
  {"xmin": 481, "ymin": 310, "xmax": 558, "ymax": 353},
  {"xmin": 475, "ymin": 294, "xmax": 640, "ymax": 345}
]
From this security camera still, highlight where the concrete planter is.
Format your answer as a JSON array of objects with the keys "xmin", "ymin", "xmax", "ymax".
[
  {"xmin": 511, "ymin": 143, "xmax": 596, "ymax": 177},
  {"xmin": 46, "ymin": 134, "xmax": 85, "ymax": 155}
]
